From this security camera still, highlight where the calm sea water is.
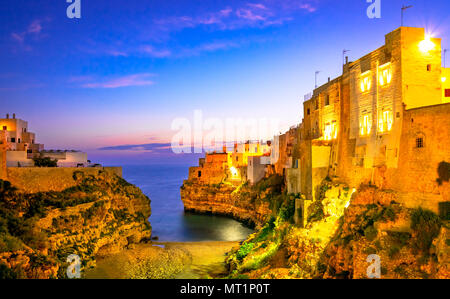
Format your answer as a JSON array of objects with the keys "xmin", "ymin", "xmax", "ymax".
[{"xmin": 122, "ymin": 165, "xmax": 253, "ymax": 242}]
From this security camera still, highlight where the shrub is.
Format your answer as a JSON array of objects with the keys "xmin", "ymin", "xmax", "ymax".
[
  {"xmin": 33, "ymin": 157, "xmax": 58, "ymax": 167},
  {"xmin": 0, "ymin": 264, "xmax": 19, "ymax": 279},
  {"xmin": 364, "ymin": 225, "xmax": 378, "ymax": 241},
  {"xmin": 410, "ymin": 208, "xmax": 441, "ymax": 255},
  {"xmin": 236, "ymin": 242, "xmax": 254, "ymax": 261},
  {"xmin": 279, "ymin": 198, "xmax": 296, "ymax": 222},
  {"xmin": 307, "ymin": 200, "xmax": 324, "ymax": 223}
]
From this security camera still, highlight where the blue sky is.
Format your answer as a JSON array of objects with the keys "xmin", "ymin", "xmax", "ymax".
[{"xmin": 1, "ymin": 0, "xmax": 449, "ymax": 165}]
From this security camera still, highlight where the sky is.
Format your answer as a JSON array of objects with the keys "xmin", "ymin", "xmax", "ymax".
[{"xmin": 1, "ymin": 0, "xmax": 449, "ymax": 165}]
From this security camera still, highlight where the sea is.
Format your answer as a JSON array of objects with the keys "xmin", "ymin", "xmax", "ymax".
[{"xmin": 122, "ymin": 165, "xmax": 254, "ymax": 242}]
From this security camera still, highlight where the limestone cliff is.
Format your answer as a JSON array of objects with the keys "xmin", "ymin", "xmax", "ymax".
[
  {"xmin": 224, "ymin": 181, "xmax": 450, "ymax": 279},
  {"xmin": 0, "ymin": 170, "xmax": 151, "ymax": 279},
  {"xmin": 181, "ymin": 176, "xmax": 284, "ymax": 228}
]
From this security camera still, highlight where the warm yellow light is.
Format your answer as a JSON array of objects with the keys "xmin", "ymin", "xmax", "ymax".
[
  {"xmin": 378, "ymin": 110, "xmax": 393, "ymax": 133},
  {"xmin": 419, "ymin": 37, "xmax": 435, "ymax": 53},
  {"xmin": 360, "ymin": 114, "xmax": 372, "ymax": 136},
  {"xmin": 323, "ymin": 122, "xmax": 338, "ymax": 141},
  {"xmin": 442, "ymin": 77, "xmax": 447, "ymax": 83},
  {"xmin": 360, "ymin": 76, "xmax": 372, "ymax": 93},
  {"xmin": 379, "ymin": 64, "xmax": 392, "ymax": 86},
  {"xmin": 230, "ymin": 166, "xmax": 238, "ymax": 177}
]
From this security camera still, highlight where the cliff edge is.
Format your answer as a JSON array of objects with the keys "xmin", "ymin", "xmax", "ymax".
[{"xmin": 0, "ymin": 169, "xmax": 151, "ymax": 279}]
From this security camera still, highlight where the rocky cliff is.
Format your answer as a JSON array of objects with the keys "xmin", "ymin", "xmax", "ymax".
[
  {"xmin": 223, "ymin": 180, "xmax": 449, "ymax": 279},
  {"xmin": 0, "ymin": 169, "xmax": 151, "ymax": 279},
  {"xmin": 181, "ymin": 176, "xmax": 284, "ymax": 228}
]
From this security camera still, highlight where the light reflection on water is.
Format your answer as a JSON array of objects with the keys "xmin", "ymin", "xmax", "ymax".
[{"xmin": 122, "ymin": 165, "xmax": 254, "ymax": 242}]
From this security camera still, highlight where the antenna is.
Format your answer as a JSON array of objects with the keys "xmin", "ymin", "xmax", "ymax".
[
  {"xmin": 401, "ymin": 5, "xmax": 413, "ymax": 27},
  {"xmin": 315, "ymin": 71, "xmax": 321, "ymax": 89},
  {"xmin": 444, "ymin": 49, "xmax": 448, "ymax": 68},
  {"xmin": 343, "ymin": 49, "xmax": 350, "ymax": 65}
]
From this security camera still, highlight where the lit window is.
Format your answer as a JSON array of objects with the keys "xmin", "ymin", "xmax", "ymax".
[
  {"xmin": 445, "ymin": 89, "xmax": 450, "ymax": 97},
  {"xmin": 324, "ymin": 121, "xmax": 338, "ymax": 141},
  {"xmin": 360, "ymin": 73, "xmax": 372, "ymax": 93},
  {"xmin": 378, "ymin": 110, "xmax": 394, "ymax": 133},
  {"xmin": 379, "ymin": 64, "xmax": 392, "ymax": 86},
  {"xmin": 360, "ymin": 114, "xmax": 372, "ymax": 136}
]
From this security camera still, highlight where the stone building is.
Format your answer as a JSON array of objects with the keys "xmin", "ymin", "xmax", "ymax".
[
  {"xmin": 187, "ymin": 141, "xmax": 272, "ymax": 185},
  {"xmin": 287, "ymin": 27, "xmax": 450, "ymax": 225},
  {"xmin": 0, "ymin": 114, "xmax": 89, "ymax": 169}
]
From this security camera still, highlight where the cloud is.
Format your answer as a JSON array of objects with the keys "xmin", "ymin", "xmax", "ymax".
[
  {"xmin": 140, "ymin": 45, "xmax": 172, "ymax": 58},
  {"xmin": 11, "ymin": 19, "xmax": 48, "ymax": 47},
  {"xmin": 97, "ymin": 142, "xmax": 188, "ymax": 155},
  {"xmin": 154, "ymin": 1, "xmax": 317, "ymax": 31},
  {"xmin": 77, "ymin": 73, "xmax": 156, "ymax": 89}
]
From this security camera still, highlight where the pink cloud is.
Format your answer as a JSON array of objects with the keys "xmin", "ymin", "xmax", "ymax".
[
  {"xmin": 154, "ymin": 1, "xmax": 317, "ymax": 32},
  {"xmin": 80, "ymin": 73, "xmax": 156, "ymax": 89},
  {"xmin": 140, "ymin": 45, "xmax": 172, "ymax": 58},
  {"xmin": 27, "ymin": 20, "xmax": 43, "ymax": 34},
  {"xmin": 10, "ymin": 19, "xmax": 48, "ymax": 48}
]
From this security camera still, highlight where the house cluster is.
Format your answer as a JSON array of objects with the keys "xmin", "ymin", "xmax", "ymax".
[
  {"xmin": 0, "ymin": 113, "xmax": 90, "ymax": 172},
  {"xmin": 187, "ymin": 27, "xmax": 450, "ymax": 225}
]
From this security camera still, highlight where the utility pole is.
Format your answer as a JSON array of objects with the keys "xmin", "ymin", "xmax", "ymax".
[
  {"xmin": 401, "ymin": 5, "xmax": 413, "ymax": 27},
  {"xmin": 315, "ymin": 71, "xmax": 321, "ymax": 89},
  {"xmin": 343, "ymin": 49, "xmax": 350, "ymax": 66}
]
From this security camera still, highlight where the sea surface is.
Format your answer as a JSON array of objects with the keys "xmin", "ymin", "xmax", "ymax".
[{"xmin": 122, "ymin": 165, "xmax": 254, "ymax": 242}]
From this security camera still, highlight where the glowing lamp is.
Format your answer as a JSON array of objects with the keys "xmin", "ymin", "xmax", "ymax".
[
  {"xmin": 442, "ymin": 77, "xmax": 447, "ymax": 83},
  {"xmin": 230, "ymin": 166, "xmax": 238, "ymax": 177},
  {"xmin": 419, "ymin": 37, "xmax": 435, "ymax": 53}
]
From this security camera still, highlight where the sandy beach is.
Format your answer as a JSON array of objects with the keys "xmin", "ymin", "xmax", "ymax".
[{"xmin": 84, "ymin": 241, "xmax": 240, "ymax": 279}]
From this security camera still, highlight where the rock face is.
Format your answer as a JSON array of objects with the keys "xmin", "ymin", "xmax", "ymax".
[
  {"xmin": 181, "ymin": 180, "xmax": 273, "ymax": 228},
  {"xmin": 0, "ymin": 170, "xmax": 151, "ymax": 279},
  {"xmin": 223, "ymin": 181, "xmax": 450, "ymax": 279}
]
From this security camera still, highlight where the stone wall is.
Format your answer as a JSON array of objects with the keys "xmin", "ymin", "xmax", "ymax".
[{"xmin": 6, "ymin": 167, "xmax": 123, "ymax": 193}]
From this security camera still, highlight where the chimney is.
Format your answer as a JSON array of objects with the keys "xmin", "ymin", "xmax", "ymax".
[
  {"xmin": 328, "ymin": 77, "xmax": 331, "ymax": 83},
  {"xmin": 12, "ymin": 113, "xmax": 16, "ymax": 119},
  {"xmin": 345, "ymin": 56, "xmax": 349, "ymax": 64},
  {"xmin": 6, "ymin": 113, "xmax": 9, "ymax": 119}
]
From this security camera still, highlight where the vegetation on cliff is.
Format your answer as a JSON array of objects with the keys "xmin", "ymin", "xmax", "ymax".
[
  {"xmin": 0, "ymin": 170, "xmax": 151, "ymax": 279},
  {"xmin": 225, "ymin": 179, "xmax": 450, "ymax": 279}
]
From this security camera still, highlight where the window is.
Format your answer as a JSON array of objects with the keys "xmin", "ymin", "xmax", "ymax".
[
  {"xmin": 2, "ymin": 126, "xmax": 6, "ymax": 131},
  {"xmin": 236, "ymin": 156, "xmax": 239, "ymax": 162},
  {"xmin": 416, "ymin": 137, "xmax": 424, "ymax": 148},
  {"xmin": 360, "ymin": 72, "xmax": 372, "ymax": 93},
  {"xmin": 378, "ymin": 110, "xmax": 394, "ymax": 133},
  {"xmin": 18, "ymin": 138, "xmax": 21, "ymax": 143},
  {"xmin": 323, "ymin": 121, "xmax": 338, "ymax": 141},
  {"xmin": 315, "ymin": 99, "xmax": 318, "ymax": 110},
  {"xmin": 360, "ymin": 114, "xmax": 372, "ymax": 136},
  {"xmin": 198, "ymin": 171, "xmax": 202, "ymax": 178},
  {"xmin": 325, "ymin": 95, "xmax": 330, "ymax": 106},
  {"xmin": 427, "ymin": 64, "xmax": 431, "ymax": 72},
  {"xmin": 445, "ymin": 89, "xmax": 450, "ymax": 97},
  {"xmin": 378, "ymin": 63, "xmax": 392, "ymax": 86},
  {"xmin": 10, "ymin": 137, "xmax": 16, "ymax": 143},
  {"xmin": 307, "ymin": 108, "xmax": 311, "ymax": 115}
]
